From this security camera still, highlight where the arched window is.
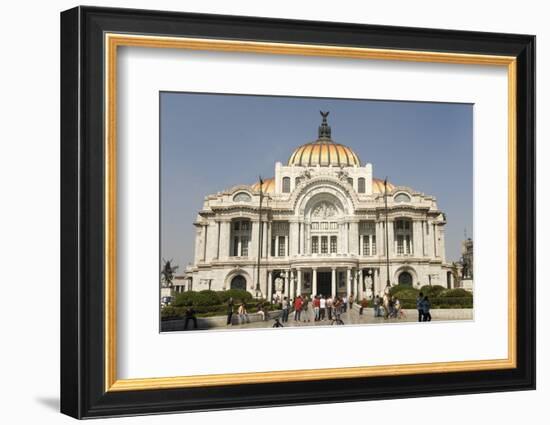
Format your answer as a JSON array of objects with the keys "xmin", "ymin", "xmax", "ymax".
[
  {"xmin": 347, "ymin": 177, "xmax": 354, "ymax": 188},
  {"xmin": 233, "ymin": 192, "xmax": 251, "ymax": 202},
  {"xmin": 398, "ymin": 271, "xmax": 413, "ymax": 285},
  {"xmin": 282, "ymin": 177, "xmax": 291, "ymax": 193},
  {"xmin": 358, "ymin": 177, "xmax": 366, "ymax": 193},
  {"xmin": 394, "ymin": 193, "xmax": 411, "ymax": 203},
  {"xmin": 230, "ymin": 275, "xmax": 247, "ymax": 291}
]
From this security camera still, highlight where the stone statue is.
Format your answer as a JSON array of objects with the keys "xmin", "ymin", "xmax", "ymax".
[
  {"xmin": 275, "ymin": 277, "xmax": 283, "ymax": 292},
  {"xmin": 160, "ymin": 259, "xmax": 178, "ymax": 288}
]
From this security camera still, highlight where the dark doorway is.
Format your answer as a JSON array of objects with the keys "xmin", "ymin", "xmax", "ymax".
[
  {"xmin": 230, "ymin": 275, "xmax": 246, "ymax": 291},
  {"xmin": 398, "ymin": 271, "xmax": 413, "ymax": 286},
  {"xmin": 317, "ymin": 272, "xmax": 331, "ymax": 296}
]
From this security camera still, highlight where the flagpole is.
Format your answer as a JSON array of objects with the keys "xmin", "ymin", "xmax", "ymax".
[
  {"xmin": 384, "ymin": 177, "xmax": 391, "ymax": 287},
  {"xmin": 256, "ymin": 175, "xmax": 263, "ymax": 298}
]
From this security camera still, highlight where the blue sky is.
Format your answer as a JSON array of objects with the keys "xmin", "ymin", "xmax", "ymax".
[{"xmin": 161, "ymin": 92, "xmax": 473, "ymax": 268}]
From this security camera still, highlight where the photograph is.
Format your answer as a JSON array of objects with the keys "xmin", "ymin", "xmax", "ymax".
[{"xmin": 159, "ymin": 93, "xmax": 475, "ymax": 332}]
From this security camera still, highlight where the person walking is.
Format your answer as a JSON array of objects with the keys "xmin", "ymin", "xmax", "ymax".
[
  {"xmin": 342, "ymin": 295, "xmax": 348, "ymax": 312},
  {"xmin": 373, "ymin": 295, "xmax": 381, "ymax": 317},
  {"xmin": 281, "ymin": 297, "xmax": 290, "ymax": 323},
  {"xmin": 294, "ymin": 295, "xmax": 303, "ymax": 321},
  {"xmin": 183, "ymin": 307, "xmax": 198, "ymax": 330},
  {"xmin": 326, "ymin": 296, "xmax": 333, "ymax": 320},
  {"xmin": 226, "ymin": 297, "xmax": 234, "ymax": 326},
  {"xmin": 416, "ymin": 292, "xmax": 424, "ymax": 322},
  {"xmin": 238, "ymin": 303, "xmax": 249, "ymax": 324},
  {"xmin": 313, "ymin": 296, "xmax": 320, "ymax": 321},
  {"xmin": 359, "ymin": 297, "xmax": 369, "ymax": 315},
  {"xmin": 319, "ymin": 295, "xmax": 327, "ymax": 320},
  {"xmin": 302, "ymin": 296, "xmax": 311, "ymax": 322},
  {"xmin": 421, "ymin": 296, "xmax": 432, "ymax": 322}
]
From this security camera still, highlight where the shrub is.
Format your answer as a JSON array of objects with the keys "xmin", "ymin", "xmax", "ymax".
[
  {"xmin": 217, "ymin": 289, "xmax": 253, "ymax": 304},
  {"xmin": 160, "ymin": 305, "xmax": 180, "ymax": 320},
  {"xmin": 389, "ymin": 284, "xmax": 419, "ymax": 296},
  {"xmin": 172, "ymin": 291, "xmax": 197, "ymax": 307},
  {"xmin": 440, "ymin": 288, "xmax": 472, "ymax": 298},
  {"xmin": 393, "ymin": 288, "xmax": 421, "ymax": 300},
  {"xmin": 192, "ymin": 290, "xmax": 221, "ymax": 306},
  {"xmin": 419, "ymin": 285, "xmax": 446, "ymax": 297}
]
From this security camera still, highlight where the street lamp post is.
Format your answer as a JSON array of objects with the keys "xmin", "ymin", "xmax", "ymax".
[
  {"xmin": 384, "ymin": 177, "xmax": 391, "ymax": 287},
  {"xmin": 255, "ymin": 176, "xmax": 264, "ymax": 298}
]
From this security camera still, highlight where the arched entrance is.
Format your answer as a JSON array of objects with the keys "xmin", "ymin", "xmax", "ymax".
[
  {"xmin": 230, "ymin": 275, "xmax": 247, "ymax": 291},
  {"xmin": 398, "ymin": 271, "xmax": 413, "ymax": 286}
]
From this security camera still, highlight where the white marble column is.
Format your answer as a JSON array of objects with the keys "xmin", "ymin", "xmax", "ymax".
[
  {"xmin": 377, "ymin": 222, "xmax": 384, "ymax": 258},
  {"xmin": 251, "ymin": 220, "xmax": 260, "ymax": 258},
  {"xmin": 219, "ymin": 221, "xmax": 231, "ymax": 260},
  {"xmin": 331, "ymin": 267, "xmax": 336, "ymax": 297},
  {"xmin": 438, "ymin": 226, "xmax": 446, "ymax": 261},
  {"xmin": 346, "ymin": 268, "xmax": 352, "ymax": 297},
  {"xmin": 275, "ymin": 236, "xmax": 280, "ymax": 258},
  {"xmin": 388, "ymin": 220, "xmax": 394, "ymax": 257},
  {"xmin": 267, "ymin": 271, "xmax": 273, "ymax": 302},
  {"xmin": 297, "ymin": 268, "xmax": 302, "ymax": 296},
  {"xmin": 413, "ymin": 220, "xmax": 422, "ymax": 257},
  {"xmin": 289, "ymin": 270, "xmax": 295, "ymax": 299},
  {"xmin": 289, "ymin": 222, "xmax": 298, "ymax": 256},
  {"xmin": 358, "ymin": 269, "xmax": 364, "ymax": 299},
  {"xmin": 349, "ymin": 221, "xmax": 359, "ymax": 255},
  {"xmin": 284, "ymin": 271, "xmax": 289, "ymax": 296},
  {"xmin": 312, "ymin": 268, "xmax": 317, "ymax": 296},
  {"xmin": 266, "ymin": 222, "xmax": 272, "ymax": 258}
]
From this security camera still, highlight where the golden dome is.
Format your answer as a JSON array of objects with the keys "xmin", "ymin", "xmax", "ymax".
[
  {"xmin": 250, "ymin": 177, "xmax": 275, "ymax": 193},
  {"xmin": 372, "ymin": 178, "xmax": 395, "ymax": 194},
  {"xmin": 288, "ymin": 141, "xmax": 361, "ymax": 167},
  {"xmin": 288, "ymin": 111, "xmax": 360, "ymax": 167}
]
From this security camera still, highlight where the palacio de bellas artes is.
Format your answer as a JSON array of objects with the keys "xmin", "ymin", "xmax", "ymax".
[{"xmin": 164, "ymin": 111, "xmax": 474, "ymax": 329}]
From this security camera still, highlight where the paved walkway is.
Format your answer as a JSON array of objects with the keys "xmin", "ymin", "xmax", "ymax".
[
  {"xmin": 228, "ymin": 307, "xmax": 470, "ymax": 329},
  {"xmin": 164, "ymin": 307, "xmax": 473, "ymax": 332}
]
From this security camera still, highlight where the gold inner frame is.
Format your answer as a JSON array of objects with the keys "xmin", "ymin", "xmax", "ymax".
[{"xmin": 104, "ymin": 33, "xmax": 517, "ymax": 392}]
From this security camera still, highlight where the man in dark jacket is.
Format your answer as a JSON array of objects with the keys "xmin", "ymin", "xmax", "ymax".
[
  {"xmin": 226, "ymin": 297, "xmax": 234, "ymax": 326},
  {"xmin": 184, "ymin": 307, "xmax": 198, "ymax": 330},
  {"xmin": 416, "ymin": 292, "xmax": 424, "ymax": 322}
]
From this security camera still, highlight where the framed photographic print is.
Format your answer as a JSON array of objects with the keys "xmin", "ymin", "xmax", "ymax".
[{"xmin": 60, "ymin": 6, "xmax": 535, "ymax": 419}]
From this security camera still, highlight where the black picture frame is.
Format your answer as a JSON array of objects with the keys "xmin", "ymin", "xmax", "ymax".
[{"xmin": 61, "ymin": 5, "xmax": 535, "ymax": 419}]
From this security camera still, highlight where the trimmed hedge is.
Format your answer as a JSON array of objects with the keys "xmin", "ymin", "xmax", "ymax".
[
  {"xmin": 217, "ymin": 289, "xmax": 253, "ymax": 304},
  {"xmin": 419, "ymin": 285, "xmax": 446, "ymax": 297}
]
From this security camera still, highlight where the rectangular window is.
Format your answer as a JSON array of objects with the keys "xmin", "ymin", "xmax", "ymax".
[
  {"xmin": 234, "ymin": 221, "xmax": 240, "ymax": 231},
  {"xmin": 233, "ymin": 237, "xmax": 239, "ymax": 256},
  {"xmin": 363, "ymin": 236, "xmax": 370, "ymax": 256},
  {"xmin": 271, "ymin": 238, "xmax": 276, "ymax": 256},
  {"xmin": 330, "ymin": 222, "xmax": 337, "ymax": 230},
  {"xmin": 241, "ymin": 237, "xmax": 248, "ymax": 256},
  {"xmin": 312, "ymin": 236, "xmax": 319, "ymax": 253},
  {"xmin": 278, "ymin": 236, "xmax": 286, "ymax": 257},
  {"xmin": 397, "ymin": 235, "xmax": 404, "ymax": 254},
  {"xmin": 321, "ymin": 236, "xmax": 328, "ymax": 254},
  {"xmin": 321, "ymin": 222, "xmax": 328, "ymax": 230},
  {"xmin": 372, "ymin": 235, "xmax": 377, "ymax": 255},
  {"xmin": 330, "ymin": 236, "xmax": 337, "ymax": 253},
  {"xmin": 312, "ymin": 222, "xmax": 319, "ymax": 230},
  {"xmin": 405, "ymin": 235, "xmax": 411, "ymax": 254}
]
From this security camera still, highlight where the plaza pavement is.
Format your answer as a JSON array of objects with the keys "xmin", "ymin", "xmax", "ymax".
[{"xmin": 163, "ymin": 307, "xmax": 473, "ymax": 332}]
